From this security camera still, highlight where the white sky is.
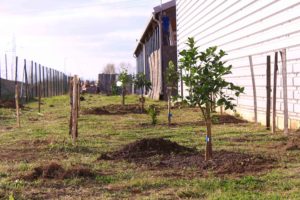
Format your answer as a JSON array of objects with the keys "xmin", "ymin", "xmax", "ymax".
[{"xmin": 0, "ymin": 0, "xmax": 162, "ymax": 80}]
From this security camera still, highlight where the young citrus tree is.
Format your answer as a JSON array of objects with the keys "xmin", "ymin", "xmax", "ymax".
[
  {"xmin": 165, "ymin": 61, "xmax": 179, "ymax": 126},
  {"xmin": 134, "ymin": 72, "xmax": 152, "ymax": 112},
  {"xmin": 179, "ymin": 37, "xmax": 244, "ymax": 160},
  {"xmin": 118, "ymin": 69, "xmax": 132, "ymax": 106}
]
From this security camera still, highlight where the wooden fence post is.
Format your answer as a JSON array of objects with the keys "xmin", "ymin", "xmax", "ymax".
[
  {"xmin": 5, "ymin": 54, "xmax": 8, "ymax": 79},
  {"xmin": 280, "ymin": 49, "xmax": 289, "ymax": 135},
  {"xmin": 0, "ymin": 57, "xmax": 2, "ymax": 98},
  {"xmin": 266, "ymin": 56, "xmax": 271, "ymax": 130},
  {"xmin": 71, "ymin": 75, "xmax": 79, "ymax": 144},
  {"xmin": 35, "ymin": 63, "xmax": 38, "ymax": 97},
  {"xmin": 69, "ymin": 77, "xmax": 73, "ymax": 136},
  {"xmin": 249, "ymin": 56, "xmax": 258, "ymax": 123},
  {"xmin": 272, "ymin": 52, "xmax": 278, "ymax": 133},
  {"xmin": 30, "ymin": 61, "xmax": 33, "ymax": 98},
  {"xmin": 24, "ymin": 59, "xmax": 29, "ymax": 102},
  {"xmin": 15, "ymin": 56, "xmax": 20, "ymax": 127},
  {"xmin": 38, "ymin": 64, "xmax": 41, "ymax": 113},
  {"xmin": 42, "ymin": 66, "xmax": 45, "ymax": 97}
]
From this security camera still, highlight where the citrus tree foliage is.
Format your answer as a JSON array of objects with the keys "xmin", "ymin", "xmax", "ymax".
[
  {"xmin": 179, "ymin": 37, "xmax": 244, "ymax": 160},
  {"xmin": 165, "ymin": 61, "xmax": 179, "ymax": 125},
  {"xmin": 134, "ymin": 73, "xmax": 152, "ymax": 95},
  {"xmin": 134, "ymin": 73, "xmax": 152, "ymax": 111},
  {"xmin": 118, "ymin": 69, "xmax": 132, "ymax": 105}
]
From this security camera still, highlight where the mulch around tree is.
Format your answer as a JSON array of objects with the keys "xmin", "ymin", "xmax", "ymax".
[
  {"xmin": 98, "ymin": 138, "xmax": 275, "ymax": 176},
  {"xmin": 82, "ymin": 104, "xmax": 146, "ymax": 115}
]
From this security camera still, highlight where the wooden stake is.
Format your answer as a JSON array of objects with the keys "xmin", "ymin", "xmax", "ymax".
[
  {"xmin": 249, "ymin": 56, "xmax": 257, "ymax": 123},
  {"xmin": 38, "ymin": 64, "xmax": 41, "ymax": 113},
  {"xmin": 15, "ymin": 56, "xmax": 20, "ymax": 127},
  {"xmin": 69, "ymin": 77, "xmax": 73, "ymax": 136},
  {"xmin": 272, "ymin": 52, "xmax": 278, "ymax": 133},
  {"xmin": 266, "ymin": 56, "xmax": 271, "ymax": 130},
  {"xmin": 280, "ymin": 49, "xmax": 289, "ymax": 135},
  {"xmin": 71, "ymin": 75, "xmax": 79, "ymax": 144}
]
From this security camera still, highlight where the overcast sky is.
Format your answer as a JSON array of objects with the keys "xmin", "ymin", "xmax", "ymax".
[{"xmin": 0, "ymin": 0, "xmax": 162, "ymax": 80}]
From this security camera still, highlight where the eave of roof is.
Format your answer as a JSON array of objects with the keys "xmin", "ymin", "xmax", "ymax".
[{"xmin": 133, "ymin": 0, "xmax": 175, "ymax": 56}]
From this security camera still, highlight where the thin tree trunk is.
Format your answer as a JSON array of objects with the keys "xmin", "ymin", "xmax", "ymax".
[
  {"xmin": 122, "ymin": 87, "xmax": 125, "ymax": 106},
  {"xmin": 168, "ymin": 89, "xmax": 171, "ymax": 126},
  {"xmin": 205, "ymin": 102, "xmax": 213, "ymax": 161},
  {"xmin": 141, "ymin": 93, "xmax": 144, "ymax": 113}
]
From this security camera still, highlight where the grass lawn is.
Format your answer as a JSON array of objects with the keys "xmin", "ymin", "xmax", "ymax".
[{"xmin": 0, "ymin": 94, "xmax": 300, "ymax": 199}]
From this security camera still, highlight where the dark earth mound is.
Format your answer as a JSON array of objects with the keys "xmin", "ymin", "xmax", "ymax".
[
  {"xmin": 83, "ymin": 104, "xmax": 146, "ymax": 115},
  {"xmin": 22, "ymin": 163, "xmax": 96, "ymax": 181},
  {"xmin": 99, "ymin": 138, "xmax": 275, "ymax": 176},
  {"xmin": 212, "ymin": 114, "xmax": 247, "ymax": 124},
  {"xmin": 0, "ymin": 99, "xmax": 23, "ymax": 109},
  {"xmin": 99, "ymin": 138, "xmax": 195, "ymax": 160}
]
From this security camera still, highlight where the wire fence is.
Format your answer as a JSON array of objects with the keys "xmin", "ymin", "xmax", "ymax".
[{"xmin": 0, "ymin": 55, "xmax": 69, "ymax": 101}]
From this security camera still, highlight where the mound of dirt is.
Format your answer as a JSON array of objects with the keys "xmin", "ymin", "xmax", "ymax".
[
  {"xmin": 0, "ymin": 99, "xmax": 23, "ymax": 109},
  {"xmin": 211, "ymin": 114, "xmax": 247, "ymax": 124},
  {"xmin": 83, "ymin": 104, "xmax": 146, "ymax": 115},
  {"xmin": 22, "ymin": 163, "xmax": 96, "ymax": 181},
  {"xmin": 99, "ymin": 138, "xmax": 195, "ymax": 160},
  {"xmin": 99, "ymin": 138, "xmax": 275, "ymax": 176}
]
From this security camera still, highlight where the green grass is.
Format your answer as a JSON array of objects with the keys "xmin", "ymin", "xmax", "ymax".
[{"xmin": 0, "ymin": 94, "xmax": 300, "ymax": 199}]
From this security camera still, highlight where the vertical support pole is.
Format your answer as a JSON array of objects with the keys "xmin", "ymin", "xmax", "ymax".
[
  {"xmin": 30, "ymin": 61, "xmax": 33, "ymax": 98},
  {"xmin": 249, "ymin": 56, "xmax": 258, "ymax": 123},
  {"xmin": 50, "ymin": 69, "xmax": 52, "ymax": 97},
  {"xmin": 5, "ymin": 54, "xmax": 8, "ymax": 79},
  {"xmin": 0, "ymin": 57, "xmax": 2, "ymax": 98},
  {"xmin": 24, "ymin": 59, "xmax": 29, "ymax": 102},
  {"xmin": 38, "ymin": 64, "xmax": 41, "ymax": 113},
  {"xmin": 71, "ymin": 75, "xmax": 79, "ymax": 144},
  {"xmin": 266, "ymin": 56, "xmax": 271, "ymax": 130},
  {"xmin": 280, "ymin": 49, "xmax": 289, "ymax": 135},
  {"xmin": 15, "ymin": 56, "xmax": 20, "ymax": 127},
  {"xmin": 272, "ymin": 52, "xmax": 278, "ymax": 133},
  {"xmin": 35, "ymin": 63, "xmax": 38, "ymax": 97},
  {"xmin": 69, "ymin": 77, "xmax": 73, "ymax": 136},
  {"xmin": 46, "ymin": 67, "xmax": 49, "ymax": 97},
  {"xmin": 42, "ymin": 66, "xmax": 45, "ymax": 97}
]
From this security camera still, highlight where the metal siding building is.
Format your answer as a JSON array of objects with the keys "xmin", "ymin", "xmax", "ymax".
[{"xmin": 177, "ymin": 0, "xmax": 300, "ymax": 130}]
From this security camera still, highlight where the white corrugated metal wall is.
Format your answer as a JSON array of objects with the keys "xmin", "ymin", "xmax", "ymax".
[{"xmin": 177, "ymin": 0, "xmax": 300, "ymax": 129}]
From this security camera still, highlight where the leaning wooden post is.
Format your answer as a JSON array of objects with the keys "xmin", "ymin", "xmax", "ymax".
[
  {"xmin": 280, "ymin": 49, "xmax": 289, "ymax": 135},
  {"xmin": 249, "ymin": 56, "xmax": 258, "ymax": 123},
  {"xmin": 272, "ymin": 52, "xmax": 278, "ymax": 133},
  {"xmin": 15, "ymin": 56, "xmax": 20, "ymax": 127},
  {"xmin": 266, "ymin": 56, "xmax": 271, "ymax": 130}
]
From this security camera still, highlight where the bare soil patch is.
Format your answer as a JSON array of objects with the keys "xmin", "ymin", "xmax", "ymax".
[
  {"xmin": 0, "ymin": 99, "xmax": 23, "ymax": 109},
  {"xmin": 83, "ymin": 104, "xmax": 145, "ymax": 115},
  {"xmin": 273, "ymin": 135, "xmax": 300, "ymax": 151},
  {"xmin": 99, "ymin": 138, "xmax": 275, "ymax": 175},
  {"xmin": 22, "ymin": 162, "xmax": 96, "ymax": 181}
]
